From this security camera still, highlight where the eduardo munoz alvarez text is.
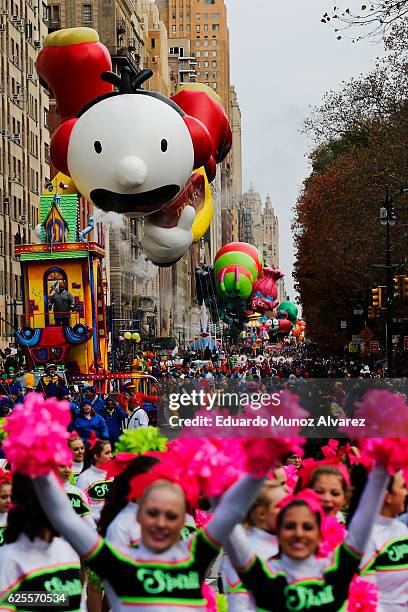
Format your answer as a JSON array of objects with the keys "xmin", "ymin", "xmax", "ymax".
[{"xmin": 167, "ymin": 414, "xmax": 366, "ymax": 428}]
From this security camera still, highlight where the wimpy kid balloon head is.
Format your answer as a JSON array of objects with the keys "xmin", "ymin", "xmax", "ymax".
[{"xmin": 37, "ymin": 29, "xmax": 212, "ymax": 217}]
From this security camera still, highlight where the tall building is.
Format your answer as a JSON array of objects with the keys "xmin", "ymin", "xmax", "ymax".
[
  {"xmin": 156, "ymin": 0, "xmax": 230, "ymax": 109},
  {"xmin": 239, "ymin": 183, "xmax": 263, "ymax": 251},
  {"xmin": 263, "ymin": 194, "xmax": 279, "ymax": 268},
  {"xmin": 238, "ymin": 187, "xmax": 281, "ymax": 284},
  {"xmin": 0, "ymin": 2, "xmax": 49, "ymax": 348}
]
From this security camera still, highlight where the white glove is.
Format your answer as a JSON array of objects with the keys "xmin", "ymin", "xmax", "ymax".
[{"xmin": 142, "ymin": 205, "xmax": 195, "ymax": 265}]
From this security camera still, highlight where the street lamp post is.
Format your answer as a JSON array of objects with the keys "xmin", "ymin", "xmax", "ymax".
[{"xmin": 379, "ymin": 187, "xmax": 397, "ymax": 376}]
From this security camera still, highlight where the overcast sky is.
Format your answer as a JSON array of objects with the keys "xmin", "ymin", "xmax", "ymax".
[{"xmin": 225, "ymin": 0, "xmax": 383, "ymax": 301}]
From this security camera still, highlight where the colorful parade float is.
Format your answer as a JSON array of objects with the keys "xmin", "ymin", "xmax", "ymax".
[
  {"xmin": 14, "ymin": 176, "xmax": 155, "ymax": 396},
  {"xmin": 15, "ymin": 175, "xmax": 106, "ymax": 375}
]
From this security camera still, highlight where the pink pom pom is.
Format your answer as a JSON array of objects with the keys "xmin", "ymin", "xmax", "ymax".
[
  {"xmin": 321, "ymin": 439, "xmax": 339, "ymax": 459},
  {"xmin": 341, "ymin": 389, "xmax": 408, "ymax": 438},
  {"xmin": 316, "ymin": 516, "xmax": 346, "ymax": 558},
  {"xmin": 358, "ymin": 438, "xmax": 408, "ymax": 474},
  {"xmin": 244, "ymin": 438, "xmax": 305, "ymax": 478},
  {"xmin": 201, "ymin": 582, "xmax": 217, "ymax": 612},
  {"xmin": 283, "ymin": 464, "xmax": 298, "ymax": 493},
  {"xmin": 3, "ymin": 393, "xmax": 72, "ymax": 477},
  {"xmin": 195, "ymin": 509, "xmax": 212, "ymax": 529},
  {"xmin": 171, "ymin": 438, "xmax": 246, "ymax": 497},
  {"xmin": 348, "ymin": 575, "xmax": 379, "ymax": 612}
]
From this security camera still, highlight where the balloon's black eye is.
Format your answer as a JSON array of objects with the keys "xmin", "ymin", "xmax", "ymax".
[
  {"xmin": 161, "ymin": 139, "xmax": 168, "ymax": 152},
  {"xmin": 94, "ymin": 141, "xmax": 102, "ymax": 154}
]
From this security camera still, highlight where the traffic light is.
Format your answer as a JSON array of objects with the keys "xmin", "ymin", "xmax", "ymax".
[
  {"xmin": 368, "ymin": 307, "xmax": 377, "ymax": 320},
  {"xmin": 371, "ymin": 287, "xmax": 383, "ymax": 309},
  {"xmin": 393, "ymin": 276, "xmax": 402, "ymax": 299},
  {"xmin": 403, "ymin": 276, "xmax": 408, "ymax": 299}
]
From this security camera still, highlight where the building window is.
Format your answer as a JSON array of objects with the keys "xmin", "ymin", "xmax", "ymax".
[
  {"xmin": 204, "ymin": 50, "xmax": 209, "ymax": 56},
  {"xmin": 195, "ymin": 41, "xmax": 201, "ymax": 46},
  {"xmin": 212, "ymin": 50, "xmax": 217, "ymax": 56},
  {"xmin": 151, "ymin": 38, "xmax": 156, "ymax": 48},
  {"xmin": 44, "ymin": 107, "xmax": 48, "ymax": 128},
  {"xmin": 212, "ymin": 23, "xmax": 219, "ymax": 31},
  {"xmin": 204, "ymin": 61, "xmax": 209, "ymax": 67},
  {"xmin": 204, "ymin": 0, "xmax": 215, "ymax": 4},
  {"xmin": 42, "ymin": 2, "xmax": 48, "ymax": 21},
  {"xmin": 205, "ymin": 72, "xmax": 209, "ymax": 79},
  {"xmin": 186, "ymin": 24, "xmax": 190, "ymax": 31},
  {"xmin": 196, "ymin": 13, "xmax": 200, "ymax": 19},
  {"xmin": 212, "ymin": 60, "xmax": 217, "ymax": 67},
  {"xmin": 212, "ymin": 71, "xmax": 217, "ymax": 78},
  {"xmin": 196, "ymin": 25, "xmax": 200, "ymax": 32},
  {"xmin": 195, "ymin": 51, "xmax": 201, "ymax": 57},
  {"xmin": 212, "ymin": 40, "xmax": 218, "ymax": 46},
  {"xmin": 51, "ymin": 4, "xmax": 60, "ymax": 22},
  {"xmin": 179, "ymin": 24, "xmax": 183, "ymax": 30},
  {"xmin": 212, "ymin": 13, "xmax": 219, "ymax": 19},
  {"xmin": 204, "ymin": 40, "xmax": 209, "ymax": 46},
  {"xmin": 204, "ymin": 24, "xmax": 208, "ymax": 31},
  {"xmin": 213, "ymin": 82, "xmax": 217, "ymax": 88},
  {"xmin": 172, "ymin": 25, "xmax": 176, "ymax": 32},
  {"xmin": 83, "ymin": 4, "xmax": 92, "ymax": 22}
]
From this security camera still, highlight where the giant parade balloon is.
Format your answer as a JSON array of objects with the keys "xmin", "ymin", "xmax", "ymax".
[
  {"xmin": 36, "ymin": 28, "xmax": 232, "ymax": 266},
  {"xmin": 214, "ymin": 242, "xmax": 264, "ymax": 301}
]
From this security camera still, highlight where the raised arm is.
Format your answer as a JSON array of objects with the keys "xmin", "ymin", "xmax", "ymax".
[
  {"xmin": 205, "ymin": 475, "xmax": 265, "ymax": 546},
  {"xmin": 347, "ymin": 464, "xmax": 389, "ymax": 554},
  {"xmin": 32, "ymin": 472, "xmax": 101, "ymax": 557},
  {"xmin": 226, "ymin": 523, "xmax": 254, "ymax": 570}
]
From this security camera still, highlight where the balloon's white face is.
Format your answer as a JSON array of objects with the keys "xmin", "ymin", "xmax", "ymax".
[{"xmin": 67, "ymin": 94, "xmax": 194, "ymax": 216}]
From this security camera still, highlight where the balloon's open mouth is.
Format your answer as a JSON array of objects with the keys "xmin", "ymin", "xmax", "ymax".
[{"xmin": 90, "ymin": 185, "xmax": 180, "ymax": 215}]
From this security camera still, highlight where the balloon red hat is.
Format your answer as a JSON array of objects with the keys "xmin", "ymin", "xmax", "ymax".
[{"xmin": 36, "ymin": 28, "xmax": 113, "ymax": 122}]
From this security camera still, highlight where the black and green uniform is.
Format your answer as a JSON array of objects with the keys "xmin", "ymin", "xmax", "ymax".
[
  {"xmin": 32, "ymin": 472, "xmax": 268, "ymax": 611},
  {"xmin": 0, "ymin": 534, "xmax": 81, "ymax": 612},
  {"xmin": 227, "ymin": 466, "xmax": 389, "ymax": 612},
  {"xmin": 238, "ymin": 542, "xmax": 361, "ymax": 611},
  {"xmin": 360, "ymin": 514, "xmax": 408, "ymax": 611},
  {"xmin": 84, "ymin": 528, "xmax": 219, "ymax": 609}
]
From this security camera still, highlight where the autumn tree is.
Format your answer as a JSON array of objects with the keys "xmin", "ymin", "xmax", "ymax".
[{"xmin": 295, "ymin": 25, "xmax": 408, "ymax": 350}]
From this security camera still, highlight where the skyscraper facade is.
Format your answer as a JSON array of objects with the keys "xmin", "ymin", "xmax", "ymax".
[{"xmin": 155, "ymin": 0, "xmax": 230, "ymax": 109}]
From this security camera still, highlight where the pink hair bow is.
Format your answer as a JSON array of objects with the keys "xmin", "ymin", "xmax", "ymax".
[
  {"xmin": 87, "ymin": 430, "xmax": 98, "ymax": 450},
  {"xmin": 278, "ymin": 488, "xmax": 324, "ymax": 519}
]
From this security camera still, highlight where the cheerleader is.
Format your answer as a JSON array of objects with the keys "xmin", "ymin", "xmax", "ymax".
[
  {"xmin": 222, "ymin": 477, "xmax": 287, "ymax": 611},
  {"xmin": 0, "ymin": 474, "xmax": 81, "ymax": 612},
  {"xmin": 67, "ymin": 433, "xmax": 85, "ymax": 485},
  {"xmin": 76, "ymin": 438, "xmax": 112, "ymax": 523},
  {"xmin": 360, "ymin": 470, "xmax": 408, "ymax": 611},
  {"xmin": 57, "ymin": 465, "xmax": 96, "ymax": 529},
  {"xmin": 310, "ymin": 464, "xmax": 349, "ymax": 521},
  {"xmin": 0, "ymin": 470, "xmax": 11, "ymax": 548},
  {"xmin": 31, "ymin": 463, "xmax": 274, "ymax": 610},
  {"xmin": 99, "ymin": 455, "xmax": 159, "ymax": 547},
  {"xmin": 226, "ymin": 464, "xmax": 389, "ymax": 611},
  {"xmin": 99, "ymin": 455, "xmax": 197, "ymax": 547}
]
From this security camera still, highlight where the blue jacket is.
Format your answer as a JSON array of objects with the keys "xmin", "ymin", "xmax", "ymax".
[
  {"xmin": 89, "ymin": 394, "xmax": 106, "ymax": 414},
  {"xmin": 72, "ymin": 414, "xmax": 109, "ymax": 442},
  {"xmin": 100, "ymin": 404, "xmax": 127, "ymax": 443}
]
